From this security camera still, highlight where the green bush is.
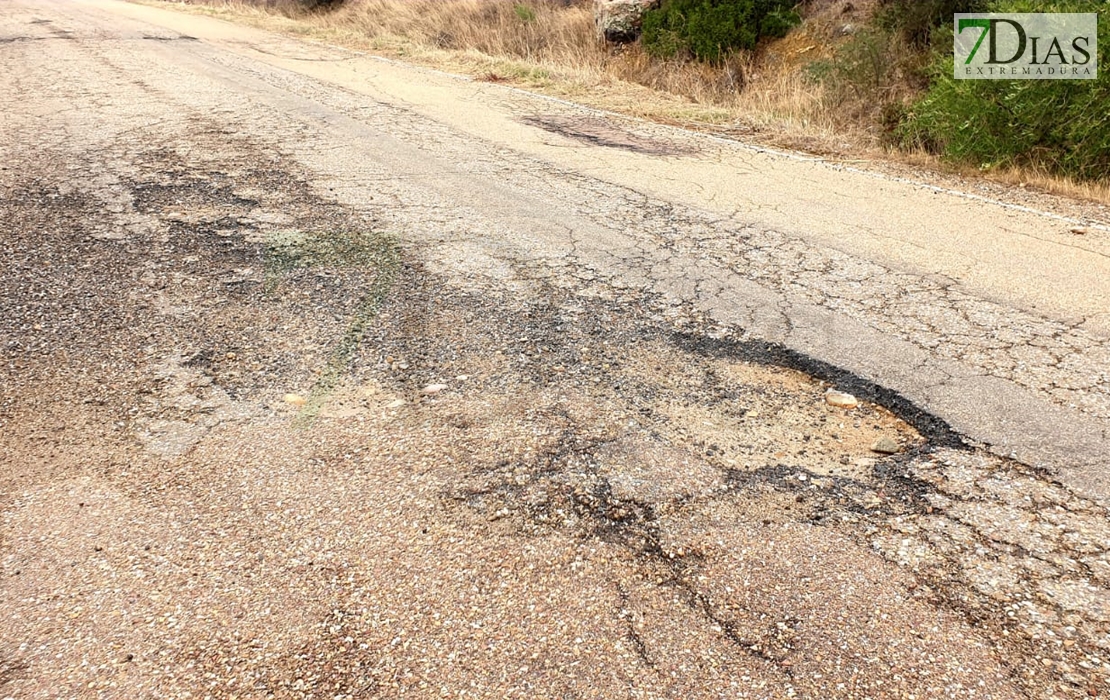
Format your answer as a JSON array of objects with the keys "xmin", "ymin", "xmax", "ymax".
[
  {"xmin": 291, "ymin": 0, "xmax": 344, "ymax": 9},
  {"xmin": 808, "ymin": 27, "xmax": 901, "ymax": 100},
  {"xmin": 253, "ymin": 0, "xmax": 345, "ymax": 14},
  {"xmin": 642, "ymin": 0, "xmax": 800, "ymax": 63},
  {"xmin": 874, "ymin": 0, "xmax": 987, "ymax": 47},
  {"xmin": 806, "ymin": 24, "xmax": 933, "ymax": 130},
  {"xmin": 898, "ymin": 0, "xmax": 1110, "ymax": 181}
]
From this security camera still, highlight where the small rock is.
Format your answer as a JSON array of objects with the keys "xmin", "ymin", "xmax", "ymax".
[
  {"xmin": 455, "ymin": 374, "xmax": 470, "ymax": 381},
  {"xmin": 872, "ymin": 437, "xmax": 900, "ymax": 454},
  {"xmin": 422, "ymin": 383, "xmax": 448, "ymax": 395},
  {"xmin": 283, "ymin": 393, "xmax": 307, "ymax": 407},
  {"xmin": 824, "ymin": 389, "xmax": 858, "ymax": 409},
  {"xmin": 1069, "ymin": 226, "xmax": 1089, "ymax": 235},
  {"xmin": 594, "ymin": 0, "xmax": 659, "ymax": 43},
  {"xmin": 386, "ymin": 399, "xmax": 406, "ymax": 409}
]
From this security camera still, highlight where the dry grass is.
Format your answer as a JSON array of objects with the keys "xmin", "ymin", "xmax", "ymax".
[
  {"xmin": 322, "ymin": 0, "xmax": 597, "ymax": 64},
  {"xmin": 905, "ymin": 153, "xmax": 1110, "ymax": 204},
  {"xmin": 155, "ymin": 0, "xmax": 1110, "ymax": 204}
]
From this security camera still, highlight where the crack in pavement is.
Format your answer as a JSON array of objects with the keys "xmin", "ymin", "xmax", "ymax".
[
  {"xmin": 137, "ymin": 44, "xmax": 1110, "ymax": 478},
  {"xmin": 3, "ymin": 2, "xmax": 1110, "ymax": 698}
]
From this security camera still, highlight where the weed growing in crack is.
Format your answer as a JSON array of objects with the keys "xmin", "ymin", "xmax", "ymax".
[{"xmin": 263, "ymin": 228, "xmax": 400, "ymax": 421}]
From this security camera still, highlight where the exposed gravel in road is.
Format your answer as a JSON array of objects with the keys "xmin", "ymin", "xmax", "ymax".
[
  {"xmin": 136, "ymin": 23, "xmax": 1110, "ymax": 484},
  {"xmin": 2, "ymin": 2, "xmax": 1110, "ymax": 698},
  {"xmin": 223, "ymin": 55, "xmax": 1110, "ymax": 421}
]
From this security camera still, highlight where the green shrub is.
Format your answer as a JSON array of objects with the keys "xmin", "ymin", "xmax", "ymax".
[
  {"xmin": 898, "ymin": 0, "xmax": 1110, "ymax": 181},
  {"xmin": 253, "ymin": 0, "xmax": 345, "ymax": 14},
  {"xmin": 875, "ymin": 0, "xmax": 987, "ymax": 47},
  {"xmin": 808, "ymin": 27, "xmax": 900, "ymax": 100},
  {"xmin": 806, "ymin": 25, "xmax": 929, "ymax": 129},
  {"xmin": 292, "ymin": 0, "xmax": 345, "ymax": 10},
  {"xmin": 642, "ymin": 0, "xmax": 800, "ymax": 63}
]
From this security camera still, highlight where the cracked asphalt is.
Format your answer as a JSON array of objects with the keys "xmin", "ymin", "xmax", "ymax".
[{"xmin": 2, "ymin": 1, "xmax": 1110, "ymax": 698}]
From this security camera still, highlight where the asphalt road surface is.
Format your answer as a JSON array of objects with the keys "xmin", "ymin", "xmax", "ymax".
[{"xmin": 2, "ymin": 1, "xmax": 1110, "ymax": 698}]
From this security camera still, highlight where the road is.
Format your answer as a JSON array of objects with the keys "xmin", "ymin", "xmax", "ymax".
[{"xmin": 1, "ymin": 1, "xmax": 1109, "ymax": 697}]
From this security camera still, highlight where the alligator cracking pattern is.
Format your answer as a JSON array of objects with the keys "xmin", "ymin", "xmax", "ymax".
[
  {"xmin": 434, "ymin": 369, "xmax": 1110, "ymax": 697},
  {"xmin": 175, "ymin": 51, "xmax": 1110, "ymax": 696},
  {"xmin": 191, "ymin": 48, "xmax": 1110, "ymax": 423},
  {"xmin": 3, "ymin": 10, "xmax": 1109, "ymax": 697}
]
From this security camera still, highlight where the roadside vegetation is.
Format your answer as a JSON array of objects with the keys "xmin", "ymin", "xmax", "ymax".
[
  {"xmin": 641, "ymin": 0, "xmax": 801, "ymax": 61},
  {"xmin": 897, "ymin": 0, "xmax": 1109, "ymax": 182},
  {"xmin": 168, "ymin": 0, "xmax": 1109, "ymax": 196}
]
